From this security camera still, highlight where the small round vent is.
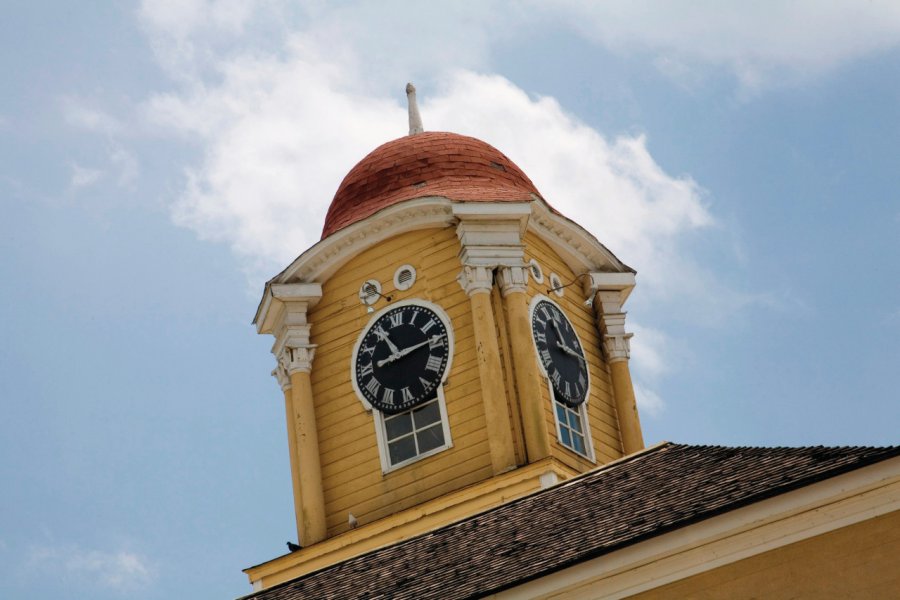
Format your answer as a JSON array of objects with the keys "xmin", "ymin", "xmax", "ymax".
[
  {"xmin": 393, "ymin": 265, "xmax": 417, "ymax": 291},
  {"xmin": 359, "ymin": 279, "xmax": 382, "ymax": 306},
  {"xmin": 549, "ymin": 273, "xmax": 564, "ymax": 297},
  {"xmin": 528, "ymin": 259, "xmax": 544, "ymax": 284}
]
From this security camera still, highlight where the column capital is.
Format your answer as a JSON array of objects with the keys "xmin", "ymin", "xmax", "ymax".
[
  {"xmin": 277, "ymin": 344, "xmax": 318, "ymax": 374},
  {"xmin": 272, "ymin": 361, "xmax": 292, "ymax": 391},
  {"xmin": 496, "ymin": 265, "xmax": 529, "ymax": 296},
  {"xmin": 457, "ymin": 265, "xmax": 494, "ymax": 296},
  {"xmin": 601, "ymin": 329, "xmax": 633, "ymax": 363}
]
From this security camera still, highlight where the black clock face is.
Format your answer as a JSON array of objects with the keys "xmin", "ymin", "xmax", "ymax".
[
  {"xmin": 531, "ymin": 299, "xmax": 589, "ymax": 407},
  {"xmin": 354, "ymin": 303, "xmax": 451, "ymax": 414}
]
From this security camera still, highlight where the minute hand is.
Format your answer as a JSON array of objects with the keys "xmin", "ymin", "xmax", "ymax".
[{"xmin": 377, "ymin": 336, "xmax": 437, "ymax": 367}]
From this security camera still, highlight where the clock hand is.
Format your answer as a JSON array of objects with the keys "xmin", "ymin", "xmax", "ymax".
[
  {"xmin": 549, "ymin": 317, "xmax": 564, "ymax": 339},
  {"xmin": 556, "ymin": 342, "xmax": 586, "ymax": 364},
  {"xmin": 550, "ymin": 318, "xmax": 585, "ymax": 358},
  {"xmin": 376, "ymin": 336, "xmax": 440, "ymax": 367},
  {"xmin": 373, "ymin": 329, "xmax": 401, "ymax": 355}
]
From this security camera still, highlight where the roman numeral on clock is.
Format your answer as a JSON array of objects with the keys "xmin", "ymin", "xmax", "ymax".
[
  {"xmin": 425, "ymin": 354, "xmax": 443, "ymax": 372},
  {"xmin": 382, "ymin": 388, "xmax": 395, "ymax": 405},
  {"xmin": 420, "ymin": 319, "xmax": 436, "ymax": 334},
  {"xmin": 540, "ymin": 348, "xmax": 552, "ymax": 364},
  {"xmin": 359, "ymin": 361, "xmax": 374, "ymax": 378},
  {"xmin": 365, "ymin": 377, "xmax": 381, "ymax": 397},
  {"xmin": 389, "ymin": 312, "xmax": 403, "ymax": 328}
]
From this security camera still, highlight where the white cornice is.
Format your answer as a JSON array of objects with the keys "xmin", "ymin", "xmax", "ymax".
[
  {"xmin": 281, "ymin": 198, "xmax": 455, "ymax": 284},
  {"xmin": 254, "ymin": 196, "xmax": 635, "ymax": 326},
  {"xmin": 529, "ymin": 200, "xmax": 633, "ymax": 278},
  {"xmin": 491, "ymin": 456, "xmax": 900, "ymax": 600}
]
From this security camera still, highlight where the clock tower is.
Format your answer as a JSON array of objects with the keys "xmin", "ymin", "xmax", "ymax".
[{"xmin": 247, "ymin": 84, "xmax": 644, "ymax": 590}]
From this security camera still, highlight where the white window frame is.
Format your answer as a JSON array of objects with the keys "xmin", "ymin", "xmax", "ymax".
[
  {"xmin": 550, "ymin": 395, "xmax": 595, "ymax": 461},
  {"xmin": 351, "ymin": 299, "xmax": 456, "ymax": 474},
  {"xmin": 373, "ymin": 385, "xmax": 454, "ymax": 473},
  {"xmin": 528, "ymin": 294, "xmax": 596, "ymax": 462}
]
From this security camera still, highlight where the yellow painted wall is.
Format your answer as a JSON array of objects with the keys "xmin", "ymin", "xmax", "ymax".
[
  {"xmin": 630, "ymin": 510, "xmax": 900, "ymax": 600},
  {"xmin": 305, "ymin": 225, "xmax": 628, "ymax": 538},
  {"xmin": 523, "ymin": 231, "xmax": 625, "ymax": 469},
  {"xmin": 309, "ymin": 227, "xmax": 494, "ymax": 536}
]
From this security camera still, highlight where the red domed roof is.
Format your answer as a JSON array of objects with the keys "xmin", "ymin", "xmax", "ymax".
[{"xmin": 321, "ymin": 132, "xmax": 542, "ymax": 238}]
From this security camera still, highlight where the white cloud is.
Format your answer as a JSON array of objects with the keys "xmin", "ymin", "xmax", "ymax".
[
  {"xmin": 142, "ymin": 33, "xmax": 713, "ymax": 302},
  {"xmin": 633, "ymin": 380, "xmax": 665, "ymax": 418},
  {"xmin": 541, "ymin": 1, "xmax": 900, "ymax": 91},
  {"xmin": 27, "ymin": 544, "xmax": 155, "ymax": 591},
  {"xmin": 628, "ymin": 323, "xmax": 671, "ymax": 379},
  {"xmin": 425, "ymin": 71, "xmax": 711, "ymax": 302},
  {"xmin": 63, "ymin": 98, "xmax": 124, "ymax": 136},
  {"xmin": 139, "ymin": 0, "xmax": 257, "ymax": 39},
  {"xmin": 110, "ymin": 146, "xmax": 140, "ymax": 187},
  {"xmin": 144, "ymin": 36, "xmax": 403, "ymax": 272},
  {"xmin": 70, "ymin": 163, "xmax": 104, "ymax": 189}
]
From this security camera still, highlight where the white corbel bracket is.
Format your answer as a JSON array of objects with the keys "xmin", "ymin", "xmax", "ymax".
[
  {"xmin": 453, "ymin": 203, "xmax": 530, "ymax": 268},
  {"xmin": 454, "ymin": 203, "xmax": 531, "ymax": 297},
  {"xmin": 261, "ymin": 283, "xmax": 324, "ymax": 383},
  {"xmin": 583, "ymin": 272, "xmax": 636, "ymax": 308},
  {"xmin": 586, "ymin": 274, "xmax": 636, "ymax": 364}
]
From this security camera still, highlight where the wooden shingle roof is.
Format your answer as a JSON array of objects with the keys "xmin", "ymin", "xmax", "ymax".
[
  {"xmin": 321, "ymin": 132, "xmax": 542, "ymax": 239},
  {"xmin": 241, "ymin": 443, "xmax": 899, "ymax": 600}
]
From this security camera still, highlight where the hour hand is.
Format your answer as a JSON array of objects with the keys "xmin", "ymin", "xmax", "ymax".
[{"xmin": 557, "ymin": 342, "xmax": 586, "ymax": 364}]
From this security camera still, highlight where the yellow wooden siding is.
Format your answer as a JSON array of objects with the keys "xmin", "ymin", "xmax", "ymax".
[
  {"xmin": 307, "ymin": 227, "xmax": 494, "ymax": 537},
  {"xmin": 630, "ymin": 510, "xmax": 900, "ymax": 600},
  {"xmin": 522, "ymin": 231, "xmax": 625, "ymax": 469}
]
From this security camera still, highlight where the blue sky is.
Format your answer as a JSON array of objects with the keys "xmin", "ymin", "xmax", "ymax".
[{"xmin": 2, "ymin": 2, "xmax": 899, "ymax": 598}]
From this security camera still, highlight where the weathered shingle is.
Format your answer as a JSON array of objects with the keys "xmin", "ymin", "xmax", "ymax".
[
  {"xmin": 321, "ymin": 132, "xmax": 542, "ymax": 239},
  {"xmin": 242, "ymin": 443, "xmax": 899, "ymax": 600}
]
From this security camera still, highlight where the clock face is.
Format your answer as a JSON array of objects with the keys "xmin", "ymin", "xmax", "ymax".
[
  {"xmin": 531, "ymin": 299, "xmax": 589, "ymax": 407},
  {"xmin": 353, "ymin": 303, "xmax": 451, "ymax": 414}
]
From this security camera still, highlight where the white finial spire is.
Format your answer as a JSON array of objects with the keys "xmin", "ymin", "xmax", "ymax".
[{"xmin": 406, "ymin": 82, "xmax": 424, "ymax": 135}]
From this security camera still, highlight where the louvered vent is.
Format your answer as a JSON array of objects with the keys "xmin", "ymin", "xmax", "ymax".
[{"xmin": 393, "ymin": 265, "xmax": 417, "ymax": 291}]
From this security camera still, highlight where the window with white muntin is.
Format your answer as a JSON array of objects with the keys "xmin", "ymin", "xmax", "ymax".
[
  {"xmin": 376, "ymin": 391, "xmax": 452, "ymax": 470},
  {"xmin": 553, "ymin": 400, "xmax": 590, "ymax": 458}
]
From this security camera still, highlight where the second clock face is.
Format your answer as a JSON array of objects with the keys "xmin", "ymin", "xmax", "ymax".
[
  {"xmin": 354, "ymin": 303, "xmax": 451, "ymax": 414},
  {"xmin": 531, "ymin": 299, "xmax": 589, "ymax": 407}
]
